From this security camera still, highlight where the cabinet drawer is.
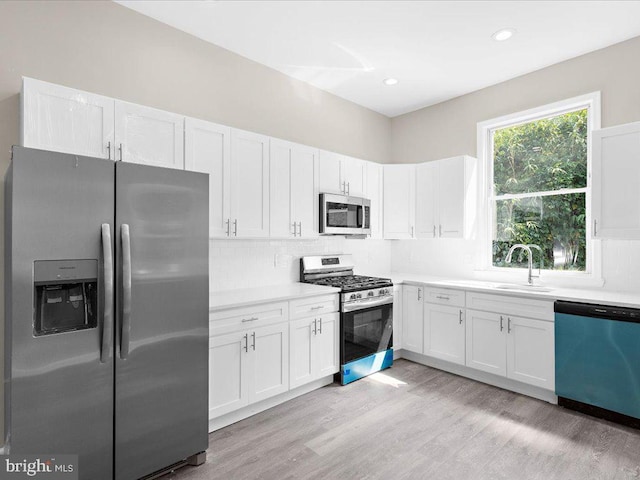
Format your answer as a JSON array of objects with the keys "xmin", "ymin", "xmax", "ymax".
[
  {"xmin": 425, "ymin": 287, "xmax": 465, "ymax": 308},
  {"xmin": 465, "ymin": 292, "xmax": 553, "ymax": 321},
  {"xmin": 289, "ymin": 294, "xmax": 339, "ymax": 320},
  {"xmin": 210, "ymin": 302, "xmax": 289, "ymax": 336}
]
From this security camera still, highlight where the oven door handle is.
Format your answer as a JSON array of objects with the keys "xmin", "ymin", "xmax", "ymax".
[{"xmin": 342, "ymin": 296, "xmax": 393, "ymax": 312}]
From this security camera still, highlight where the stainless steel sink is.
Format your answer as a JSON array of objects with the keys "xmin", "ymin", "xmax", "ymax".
[{"xmin": 493, "ymin": 283, "xmax": 553, "ymax": 293}]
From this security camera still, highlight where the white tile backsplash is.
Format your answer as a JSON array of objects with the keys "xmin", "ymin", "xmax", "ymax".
[
  {"xmin": 210, "ymin": 237, "xmax": 392, "ymax": 291},
  {"xmin": 211, "ymin": 236, "xmax": 640, "ymax": 294}
]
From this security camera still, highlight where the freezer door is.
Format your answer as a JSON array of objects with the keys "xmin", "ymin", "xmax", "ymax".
[
  {"xmin": 114, "ymin": 162, "xmax": 209, "ymax": 480},
  {"xmin": 5, "ymin": 146, "xmax": 114, "ymax": 479}
]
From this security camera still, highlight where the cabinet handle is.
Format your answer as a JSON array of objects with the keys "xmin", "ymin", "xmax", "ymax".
[
  {"xmin": 243, "ymin": 333, "xmax": 248, "ymax": 352},
  {"xmin": 439, "ymin": 224, "xmax": 442, "ymax": 236},
  {"xmin": 594, "ymin": 219, "xmax": 598, "ymax": 237},
  {"xmin": 225, "ymin": 219, "xmax": 230, "ymax": 236},
  {"xmin": 433, "ymin": 225, "xmax": 436, "ymax": 237},
  {"xmin": 311, "ymin": 305, "xmax": 324, "ymax": 311},
  {"xmin": 508, "ymin": 317, "xmax": 512, "ymax": 334},
  {"xmin": 118, "ymin": 143, "xmax": 123, "ymax": 162},
  {"xmin": 417, "ymin": 288, "xmax": 421, "ymax": 301},
  {"xmin": 459, "ymin": 310, "xmax": 463, "ymax": 324},
  {"xmin": 347, "ymin": 182, "xmax": 350, "ymax": 196},
  {"xmin": 341, "ymin": 181, "xmax": 346, "ymax": 194},
  {"xmin": 298, "ymin": 221, "xmax": 302, "ymax": 237},
  {"xmin": 251, "ymin": 332, "xmax": 256, "ymax": 350},
  {"xmin": 313, "ymin": 319, "xmax": 317, "ymax": 335},
  {"xmin": 241, "ymin": 317, "xmax": 258, "ymax": 323},
  {"xmin": 233, "ymin": 219, "xmax": 238, "ymax": 236},
  {"xmin": 106, "ymin": 141, "xmax": 111, "ymax": 160},
  {"xmin": 319, "ymin": 318, "xmax": 323, "ymax": 334},
  {"xmin": 292, "ymin": 222, "xmax": 297, "ymax": 237},
  {"xmin": 499, "ymin": 316, "xmax": 504, "ymax": 332},
  {"xmin": 411, "ymin": 226, "xmax": 414, "ymax": 237},
  {"xmin": 436, "ymin": 295, "xmax": 450, "ymax": 300}
]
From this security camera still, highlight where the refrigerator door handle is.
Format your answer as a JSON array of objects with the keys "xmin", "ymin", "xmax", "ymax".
[
  {"xmin": 101, "ymin": 224, "xmax": 114, "ymax": 363},
  {"xmin": 120, "ymin": 224, "xmax": 132, "ymax": 359}
]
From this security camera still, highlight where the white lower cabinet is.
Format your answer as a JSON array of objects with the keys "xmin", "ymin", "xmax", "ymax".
[
  {"xmin": 424, "ymin": 303, "xmax": 465, "ymax": 365},
  {"xmin": 289, "ymin": 313, "xmax": 339, "ymax": 389},
  {"xmin": 402, "ymin": 285, "xmax": 423, "ymax": 354},
  {"xmin": 465, "ymin": 291, "xmax": 555, "ymax": 390},
  {"xmin": 209, "ymin": 294, "xmax": 339, "ymax": 423},
  {"xmin": 208, "ymin": 322, "xmax": 288, "ymax": 419}
]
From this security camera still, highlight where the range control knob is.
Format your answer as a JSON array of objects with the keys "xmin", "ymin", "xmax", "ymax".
[
  {"xmin": 350, "ymin": 294, "xmax": 357, "ymax": 300},
  {"xmin": 356, "ymin": 293, "xmax": 362, "ymax": 299},
  {"xmin": 367, "ymin": 291, "xmax": 375, "ymax": 297},
  {"xmin": 379, "ymin": 288, "xmax": 388, "ymax": 295}
]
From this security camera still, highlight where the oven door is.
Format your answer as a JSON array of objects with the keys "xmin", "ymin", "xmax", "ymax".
[{"xmin": 342, "ymin": 297, "xmax": 393, "ymax": 364}]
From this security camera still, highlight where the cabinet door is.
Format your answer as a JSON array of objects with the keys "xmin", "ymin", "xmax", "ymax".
[
  {"xmin": 506, "ymin": 316, "xmax": 554, "ymax": 390},
  {"xmin": 185, "ymin": 118, "xmax": 231, "ymax": 238},
  {"xmin": 315, "ymin": 313, "xmax": 339, "ymax": 378},
  {"xmin": 424, "ymin": 304, "xmax": 465, "ymax": 365},
  {"xmin": 366, "ymin": 161, "xmax": 384, "ymax": 239},
  {"xmin": 289, "ymin": 317, "xmax": 314, "ymax": 389},
  {"xmin": 438, "ymin": 156, "xmax": 465, "ymax": 238},
  {"xmin": 290, "ymin": 144, "xmax": 319, "ymax": 238},
  {"xmin": 269, "ymin": 140, "xmax": 294, "ymax": 237},
  {"xmin": 209, "ymin": 332, "xmax": 249, "ymax": 419},
  {"xmin": 415, "ymin": 161, "xmax": 438, "ymax": 238},
  {"xmin": 342, "ymin": 156, "xmax": 366, "ymax": 197},
  {"xmin": 22, "ymin": 77, "xmax": 114, "ymax": 159},
  {"xmin": 592, "ymin": 122, "xmax": 640, "ymax": 239},
  {"xmin": 402, "ymin": 285, "xmax": 423, "ymax": 354},
  {"xmin": 383, "ymin": 165, "xmax": 416, "ymax": 239},
  {"xmin": 114, "ymin": 101, "xmax": 184, "ymax": 169},
  {"xmin": 465, "ymin": 309, "xmax": 506, "ymax": 376},
  {"xmin": 319, "ymin": 150, "xmax": 343, "ymax": 194},
  {"xmin": 230, "ymin": 129, "xmax": 270, "ymax": 237},
  {"xmin": 249, "ymin": 322, "xmax": 289, "ymax": 403}
]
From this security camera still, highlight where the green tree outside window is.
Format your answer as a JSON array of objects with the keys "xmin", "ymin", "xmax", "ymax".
[{"xmin": 492, "ymin": 109, "xmax": 588, "ymax": 271}]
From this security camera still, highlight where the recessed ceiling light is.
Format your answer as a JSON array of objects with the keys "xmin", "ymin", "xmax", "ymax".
[
  {"xmin": 492, "ymin": 28, "xmax": 516, "ymax": 42},
  {"xmin": 383, "ymin": 78, "xmax": 399, "ymax": 86}
]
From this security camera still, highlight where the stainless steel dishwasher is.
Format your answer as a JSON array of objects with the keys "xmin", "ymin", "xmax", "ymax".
[{"xmin": 555, "ymin": 300, "xmax": 640, "ymax": 428}]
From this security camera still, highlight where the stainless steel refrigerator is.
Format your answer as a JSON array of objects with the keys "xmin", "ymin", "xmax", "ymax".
[{"xmin": 4, "ymin": 146, "xmax": 209, "ymax": 479}]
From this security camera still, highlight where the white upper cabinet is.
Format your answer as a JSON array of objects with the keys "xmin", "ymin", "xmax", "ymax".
[
  {"xmin": 22, "ymin": 77, "xmax": 114, "ymax": 159},
  {"xmin": 114, "ymin": 101, "xmax": 184, "ymax": 169},
  {"xmin": 230, "ymin": 129, "xmax": 270, "ymax": 238},
  {"xmin": 415, "ymin": 161, "xmax": 438, "ymax": 238},
  {"xmin": 318, "ymin": 150, "xmax": 366, "ymax": 196},
  {"xmin": 383, "ymin": 164, "xmax": 416, "ymax": 239},
  {"xmin": 592, "ymin": 121, "xmax": 640, "ymax": 239},
  {"xmin": 184, "ymin": 118, "xmax": 231, "ymax": 238},
  {"xmin": 365, "ymin": 161, "xmax": 384, "ymax": 238},
  {"xmin": 22, "ymin": 78, "xmax": 185, "ymax": 169},
  {"xmin": 416, "ymin": 155, "xmax": 477, "ymax": 239},
  {"xmin": 270, "ymin": 139, "xmax": 319, "ymax": 238}
]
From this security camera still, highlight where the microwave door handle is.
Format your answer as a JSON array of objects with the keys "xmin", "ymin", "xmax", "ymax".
[
  {"xmin": 100, "ymin": 224, "xmax": 114, "ymax": 363},
  {"xmin": 120, "ymin": 224, "xmax": 132, "ymax": 359}
]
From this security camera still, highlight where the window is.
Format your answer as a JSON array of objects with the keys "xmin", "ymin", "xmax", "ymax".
[{"xmin": 479, "ymin": 93, "xmax": 600, "ymax": 274}]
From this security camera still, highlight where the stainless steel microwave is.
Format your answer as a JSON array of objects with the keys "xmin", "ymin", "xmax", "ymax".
[{"xmin": 319, "ymin": 193, "xmax": 371, "ymax": 236}]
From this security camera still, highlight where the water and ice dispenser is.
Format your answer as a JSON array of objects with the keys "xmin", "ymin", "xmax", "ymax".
[{"xmin": 33, "ymin": 259, "xmax": 98, "ymax": 336}]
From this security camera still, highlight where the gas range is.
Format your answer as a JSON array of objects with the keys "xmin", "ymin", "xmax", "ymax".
[
  {"xmin": 300, "ymin": 254, "xmax": 394, "ymax": 385},
  {"xmin": 299, "ymin": 255, "xmax": 393, "ymax": 307}
]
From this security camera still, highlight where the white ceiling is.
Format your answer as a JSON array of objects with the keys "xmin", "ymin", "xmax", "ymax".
[{"xmin": 116, "ymin": 1, "xmax": 640, "ymax": 118}]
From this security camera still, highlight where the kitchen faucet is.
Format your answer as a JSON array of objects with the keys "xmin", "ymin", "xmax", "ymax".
[{"xmin": 505, "ymin": 244, "xmax": 543, "ymax": 285}]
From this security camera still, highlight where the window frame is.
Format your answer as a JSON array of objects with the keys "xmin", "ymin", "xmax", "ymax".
[{"xmin": 477, "ymin": 92, "xmax": 601, "ymax": 278}]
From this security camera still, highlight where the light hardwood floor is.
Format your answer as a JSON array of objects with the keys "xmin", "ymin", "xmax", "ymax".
[{"xmin": 167, "ymin": 360, "xmax": 640, "ymax": 479}]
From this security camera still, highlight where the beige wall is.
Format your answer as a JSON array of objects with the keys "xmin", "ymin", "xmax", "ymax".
[
  {"xmin": 0, "ymin": 1, "xmax": 391, "ymax": 163},
  {"xmin": 391, "ymin": 35, "xmax": 640, "ymax": 163}
]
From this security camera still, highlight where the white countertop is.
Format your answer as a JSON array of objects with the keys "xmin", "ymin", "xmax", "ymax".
[
  {"xmin": 391, "ymin": 272, "xmax": 640, "ymax": 308},
  {"xmin": 210, "ymin": 283, "xmax": 340, "ymax": 312}
]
